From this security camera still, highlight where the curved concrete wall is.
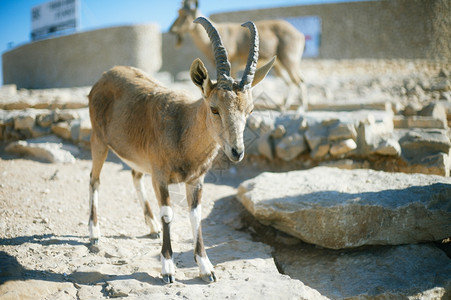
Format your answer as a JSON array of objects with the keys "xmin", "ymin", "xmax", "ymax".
[{"xmin": 2, "ymin": 24, "xmax": 161, "ymax": 89}]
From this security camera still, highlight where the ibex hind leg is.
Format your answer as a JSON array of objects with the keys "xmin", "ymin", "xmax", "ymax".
[
  {"xmin": 131, "ymin": 170, "xmax": 161, "ymax": 239},
  {"xmin": 89, "ymin": 133, "xmax": 109, "ymax": 245},
  {"xmin": 272, "ymin": 63, "xmax": 295, "ymax": 111},
  {"xmin": 278, "ymin": 56, "xmax": 308, "ymax": 110}
]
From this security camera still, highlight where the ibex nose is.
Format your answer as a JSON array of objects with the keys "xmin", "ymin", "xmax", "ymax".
[{"xmin": 231, "ymin": 147, "xmax": 244, "ymax": 161}]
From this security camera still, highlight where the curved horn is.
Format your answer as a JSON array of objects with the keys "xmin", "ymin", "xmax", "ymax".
[
  {"xmin": 194, "ymin": 17, "xmax": 233, "ymax": 89},
  {"xmin": 239, "ymin": 21, "xmax": 259, "ymax": 90}
]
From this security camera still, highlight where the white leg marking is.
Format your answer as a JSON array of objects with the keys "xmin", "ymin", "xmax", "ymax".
[
  {"xmin": 89, "ymin": 184, "xmax": 101, "ymax": 240},
  {"xmin": 133, "ymin": 176, "xmax": 161, "ymax": 233},
  {"xmin": 135, "ymin": 180, "xmax": 147, "ymax": 205},
  {"xmin": 190, "ymin": 204, "xmax": 202, "ymax": 247},
  {"xmin": 160, "ymin": 206, "xmax": 173, "ymax": 224},
  {"xmin": 196, "ymin": 254, "xmax": 214, "ymax": 276},
  {"xmin": 161, "ymin": 255, "xmax": 175, "ymax": 275},
  {"xmin": 147, "ymin": 215, "xmax": 162, "ymax": 234}
]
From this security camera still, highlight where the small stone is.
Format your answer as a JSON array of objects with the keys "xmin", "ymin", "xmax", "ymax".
[
  {"xmin": 257, "ymin": 132, "xmax": 273, "ymax": 160},
  {"xmin": 275, "ymin": 133, "xmax": 307, "ymax": 161},
  {"xmin": 374, "ymin": 139, "xmax": 401, "ymax": 156},
  {"xmin": 14, "ymin": 114, "xmax": 36, "ymax": 130},
  {"xmin": 247, "ymin": 115, "xmax": 262, "ymax": 130},
  {"xmin": 310, "ymin": 142, "xmax": 330, "ymax": 159},
  {"xmin": 51, "ymin": 122, "xmax": 72, "ymax": 140},
  {"xmin": 329, "ymin": 139, "xmax": 357, "ymax": 156},
  {"xmin": 271, "ymin": 124, "xmax": 286, "ymax": 139},
  {"xmin": 328, "ymin": 123, "xmax": 357, "ymax": 141}
]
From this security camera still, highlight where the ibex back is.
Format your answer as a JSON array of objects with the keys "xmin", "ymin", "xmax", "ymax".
[{"xmin": 88, "ymin": 17, "xmax": 274, "ymax": 283}]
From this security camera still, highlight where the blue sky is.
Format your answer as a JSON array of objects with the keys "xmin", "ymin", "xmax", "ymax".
[{"xmin": 0, "ymin": 0, "xmax": 365, "ymax": 86}]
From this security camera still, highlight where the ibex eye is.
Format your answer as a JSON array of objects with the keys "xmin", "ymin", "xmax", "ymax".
[{"xmin": 210, "ymin": 107, "xmax": 219, "ymax": 115}]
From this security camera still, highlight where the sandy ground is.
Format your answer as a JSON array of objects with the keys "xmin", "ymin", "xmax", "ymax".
[{"xmin": 0, "ymin": 149, "xmax": 324, "ymax": 299}]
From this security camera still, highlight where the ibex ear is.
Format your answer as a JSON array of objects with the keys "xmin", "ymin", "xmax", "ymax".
[
  {"xmin": 252, "ymin": 56, "xmax": 277, "ymax": 87},
  {"xmin": 190, "ymin": 58, "xmax": 213, "ymax": 98}
]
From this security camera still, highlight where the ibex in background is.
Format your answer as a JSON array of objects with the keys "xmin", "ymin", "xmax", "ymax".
[
  {"xmin": 169, "ymin": 0, "xmax": 307, "ymax": 109},
  {"xmin": 88, "ymin": 17, "xmax": 274, "ymax": 283}
]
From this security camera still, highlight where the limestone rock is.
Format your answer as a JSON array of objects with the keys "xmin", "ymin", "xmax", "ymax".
[
  {"xmin": 329, "ymin": 138, "xmax": 357, "ymax": 156},
  {"xmin": 304, "ymin": 124, "xmax": 328, "ymax": 151},
  {"xmin": 0, "ymin": 280, "xmax": 77, "ymax": 300},
  {"xmin": 328, "ymin": 123, "xmax": 357, "ymax": 141},
  {"xmin": 14, "ymin": 113, "xmax": 36, "ymax": 131},
  {"xmin": 373, "ymin": 138, "xmax": 401, "ymax": 156},
  {"xmin": 5, "ymin": 136, "xmax": 77, "ymax": 163},
  {"xmin": 271, "ymin": 124, "xmax": 286, "ymax": 139},
  {"xmin": 36, "ymin": 111, "xmax": 54, "ymax": 127},
  {"xmin": 54, "ymin": 109, "xmax": 79, "ymax": 122},
  {"xmin": 398, "ymin": 129, "xmax": 451, "ymax": 160},
  {"xmin": 237, "ymin": 167, "xmax": 451, "ymax": 249},
  {"xmin": 257, "ymin": 132, "xmax": 274, "ymax": 160},
  {"xmin": 402, "ymin": 152, "xmax": 450, "ymax": 177},
  {"xmin": 393, "ymin": 116, "xmax": 447, "ymax": 129},
  {"xmin": 419, "ymin": 102, "xmax": 447, "ymax": 122},
  {"xmin": 275, "ymin": 243, "xmax": 451, "ymax": 299},
  {"xmin": 310, "ymin": 142, "xmax": 330, "ymax": 159},
  {"xmin": 275, "ymin": 133, "xmax": 307, "ymax": 161},
  {"xmin": 51, "ymin": 122, "xmax": 72, "ymax": 140}
]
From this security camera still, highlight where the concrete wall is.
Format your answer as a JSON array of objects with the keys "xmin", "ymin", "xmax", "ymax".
[
  {"xmin": 2, "ymin": 24, "xmax": 161, "ymax": 89},
  {"xmin": 161, "ymin": 32, "xmax": 215, "ymax": 79},
  {"xmin": 210, "ymin": 0, "xmax": 450, "ymax": 61},
  {"xmin": 161, "ymin": 0, "xmax": 450, "ymax": 76}
]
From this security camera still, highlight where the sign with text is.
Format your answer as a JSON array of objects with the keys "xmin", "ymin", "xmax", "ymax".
[
  {"xmin": 285, "ymin": 16, "xmax": 322, "ymax": 58},
  {"xmin": 31, "ymin": 0, "xmax": 79, "ymax": 40}
]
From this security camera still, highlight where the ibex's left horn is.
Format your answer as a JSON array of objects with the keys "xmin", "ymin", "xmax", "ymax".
[
  {"xmin": 193, "ymin": 17, "xmax": 233, "ymax": 89},
  {"xmin": 239, "ymin": 21, "xmax": 259, "ymax": 90}
]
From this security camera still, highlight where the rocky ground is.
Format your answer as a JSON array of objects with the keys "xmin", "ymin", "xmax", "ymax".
[
  {"xmin": 0, "ymin": 59, "xmax": 450, "ymax": 299},
  {"xmin": 0, "ymin": 154, "xmax": 323, "ymax": 299}
]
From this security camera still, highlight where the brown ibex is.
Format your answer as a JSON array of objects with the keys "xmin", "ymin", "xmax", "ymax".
[
  {"xmin": 88, "ymin": 17, "xmax": 274, "ymax": 283},
  {"xmin": 169, "ymin": 0, "xmax": 307, "ymax": 109}
]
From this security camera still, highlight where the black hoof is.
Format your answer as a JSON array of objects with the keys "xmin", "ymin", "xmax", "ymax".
[
  {"xmin": 201, "ymin": 272, "xmax": 216, "ymax": 283},
  {"xmin": 88, "ymin": 239, "xmax": 100, "ymax": 253},
  {"xmin": 162, "ymin": 274, "xmax": 175, "ymax": 284},
  {"xmin": 149, "ymin": 232, "xmax": 160, "ymax": 239}
]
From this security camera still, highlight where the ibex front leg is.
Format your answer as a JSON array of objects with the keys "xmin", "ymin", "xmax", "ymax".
[
  {"xmin": 152, "ymin": 178, "xmax": 175, "ymax": 284},
  {"xmin": 186, "ymin": 178, "xmax": 216, "ymax": 282}
]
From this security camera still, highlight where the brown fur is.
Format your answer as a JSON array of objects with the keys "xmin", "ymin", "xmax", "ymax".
[{"xmin": 89, "ymin": 65, "xmax": 220, "ymax": 184}]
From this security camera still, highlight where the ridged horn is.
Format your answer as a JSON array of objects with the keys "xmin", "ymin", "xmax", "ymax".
[
  {"xmin": 193, "ymin": 17, "xmax": 233, "ymax": 89},
  {"xmin": 239, "ymin": 21, "xmax": 259, "ymax": 90}
]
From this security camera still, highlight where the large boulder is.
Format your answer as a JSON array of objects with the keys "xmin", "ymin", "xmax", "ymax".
[
  {"xmin": 275, "ymin": 243, "xmax": 451, "ymax": 299},
  {"xmin": 5, "ymin": 136, "xmax": 78, "ymax": 163},
  {"xmin": 237, "ymin": 167, "xmax": 451, "ymax": 249}
]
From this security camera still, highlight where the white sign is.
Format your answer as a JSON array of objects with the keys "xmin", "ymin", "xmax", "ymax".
[
  {"xmin": 31, "ymin": 0, "xmax": 79, "ymax": 40},
  {"xmin": 284, "ymin": 16, "xmax": 322, "ymax": 58}
]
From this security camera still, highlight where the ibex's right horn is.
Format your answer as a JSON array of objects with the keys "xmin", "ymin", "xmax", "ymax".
[
  {"xmin": 194, "ymin": 17, "xmax": 233, "ymax": 89},
  {"xmin": 239, "ymin": 21, "xmax": 259, "ymax": 90}
]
